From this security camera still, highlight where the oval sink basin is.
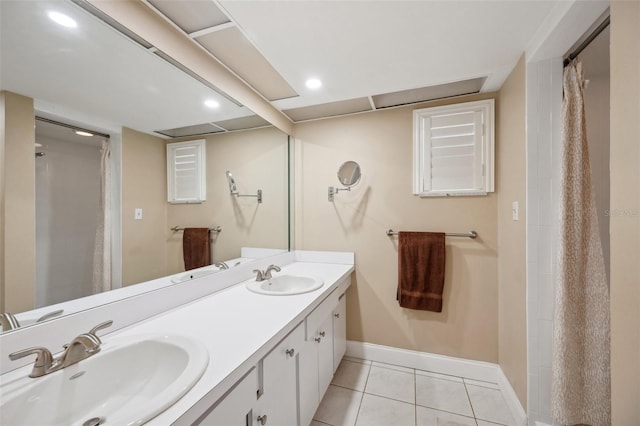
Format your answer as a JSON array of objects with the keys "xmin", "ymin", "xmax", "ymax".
[
  {"xmin": 247, "ymin": 275, "xmax": 324, "ymax": 295},
  {"xmin": 0, "ymin": 334, "xmax": 209, "ymax": 426}
]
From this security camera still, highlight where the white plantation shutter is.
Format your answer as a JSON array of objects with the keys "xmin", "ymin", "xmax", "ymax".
[
  {"xmin": 167, "ymin": 140, "xmax": 206, "ymax": 203},
  {"xmin": 413, "ymin": 100, "xmax": 494, "ymax": 196}
]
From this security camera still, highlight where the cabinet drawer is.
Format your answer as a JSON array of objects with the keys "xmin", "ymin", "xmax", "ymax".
[{"xmin": 305, "ymin": 288, "xmax": 338, "ymax": 338}]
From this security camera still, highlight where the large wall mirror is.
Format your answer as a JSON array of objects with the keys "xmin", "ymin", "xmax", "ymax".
[{"xmin": 0, "ymin": 0, "xmax": 290, "ymax": 332}]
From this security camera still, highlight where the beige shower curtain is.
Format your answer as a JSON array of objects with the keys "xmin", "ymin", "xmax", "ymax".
[
  {"xmin": 551, "ymin": 61, "xmax": 610, "ymax": 426},
  {"xmin": 92, "ymin": 139, "xmax": 112, "ymax": 294}
]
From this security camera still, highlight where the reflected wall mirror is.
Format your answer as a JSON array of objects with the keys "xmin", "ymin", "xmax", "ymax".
[
  {"xmin": 328, "ymin": 161, "xmax": 362, "ymax": 201},
  {"xmin": 0, "ymin": 0, "xmax": 291, "ymax": 332}
]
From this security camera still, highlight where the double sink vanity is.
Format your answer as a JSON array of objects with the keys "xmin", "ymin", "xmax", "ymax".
[{"xmin": 0, "ymin": 251, "xmax": 354, "ymax": 426}]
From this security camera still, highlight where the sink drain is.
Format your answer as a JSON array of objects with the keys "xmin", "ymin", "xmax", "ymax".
[{"xmin": 83, "ymin": 417, "xmax": 105, "ymax": 426}]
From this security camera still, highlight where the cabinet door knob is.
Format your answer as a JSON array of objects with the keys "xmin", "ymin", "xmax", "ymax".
[
  {"xmin": 257, "ymin": 414, "xmax": 267, "ymax": 425},
  {"xmin": 286, "ymin": 348, "xmax": 295, "ymax": 357},
  {"xmin": 319, "ymin": 331, "xmax": 326, "ymax": 337},
  {"xmin": 314, "ymin": 337, "xmax": 321, "ymax": 343},
  {"xmin": 334, "ymin": 313, "xmax": 340, "ymax": 318}
]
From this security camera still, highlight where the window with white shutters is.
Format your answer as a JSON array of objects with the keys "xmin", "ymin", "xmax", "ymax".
[
  {"xmin": 413, "ymin": 99, "xmax": 494, "ymax": 196},
  {"xmin": 167, "ymin": 139, "xmax": 206, "ymax": 203}
]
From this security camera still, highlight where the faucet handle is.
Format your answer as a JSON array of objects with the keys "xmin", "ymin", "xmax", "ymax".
[
  {"xmin": 253, "ymin": 269, "xmax": 265, "ymax": 281},
  {"xmin": 9, "ymin": 347, "xmax": 54, "ymax": 377},
  {"xmin": 89, "ymin": 320, "xmax": 113, "ymax": 336}
]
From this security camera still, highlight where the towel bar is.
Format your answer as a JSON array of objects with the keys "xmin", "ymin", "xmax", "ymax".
[
  {"xmin": 386, "ymin": 229, "xmax": 477, "ymax": 239},
  {"xmin": 171, "ymin": 226, "xmax": 222, "ymax": 233}
]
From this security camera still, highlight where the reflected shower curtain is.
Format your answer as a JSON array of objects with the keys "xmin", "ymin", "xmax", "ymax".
[
  {"xmin": 552, "ymin": 61, "xmax": 610, "ymax": 426},
  {"xmin": 92, "ymin": 139, "xmax": 112, "ymax": 294}
]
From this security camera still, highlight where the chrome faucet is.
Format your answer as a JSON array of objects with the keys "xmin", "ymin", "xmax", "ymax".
[
  {"xmin": 8, "ymin": 320, "xmax": 112, "ymax": 378},
  {"xmin": 0, "ymin": 312, "xmax": 20, "ymax": 331},
  {"xmin": 264, "ymin": 264, "xmax": 281, "ymax": 279},
  {"xmin": 253, "ymin": 264, "xmax": 281, "ymax": 281},
  {"xmin": 214, "ymin": 261, "xmax": 229, "ymax": 270}
]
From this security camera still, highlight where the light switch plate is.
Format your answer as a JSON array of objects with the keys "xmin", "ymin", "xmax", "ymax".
[
  {"xmin": 512, "ymin": 201, "xmax": 519, "ymax": 221},
  {"xmin": 135, "ymin": 208, "xmax": 143, "ymax": 220}
]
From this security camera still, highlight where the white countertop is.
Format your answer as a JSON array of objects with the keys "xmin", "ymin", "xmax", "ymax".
[{"xmin": 109, "ymin": 261, "xmax": 353, "ymax": 425}]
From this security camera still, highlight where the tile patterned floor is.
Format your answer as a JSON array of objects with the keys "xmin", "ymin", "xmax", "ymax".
[{"xmin": 312, "ymin": 356, "xmax": 516, "ymax": 426}]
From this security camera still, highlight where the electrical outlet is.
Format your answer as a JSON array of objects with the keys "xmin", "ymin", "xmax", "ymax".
[{"xmin": 135, "ymin": 208, "xmax": 143, "ymax": 220}]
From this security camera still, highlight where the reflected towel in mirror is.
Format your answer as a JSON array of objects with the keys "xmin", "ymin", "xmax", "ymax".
[{"xmin": 183, "ymin": 228, "xmax": 211, "ymax": 271}]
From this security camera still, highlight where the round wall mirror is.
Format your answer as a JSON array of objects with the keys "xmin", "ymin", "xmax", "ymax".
[{"xmin": 337, "ymin": 161, "xmax": 361, "ymax": 187}]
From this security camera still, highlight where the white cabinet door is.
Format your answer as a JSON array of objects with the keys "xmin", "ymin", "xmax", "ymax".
[
  {"xmin": 317, "ymin": 314, "xmax": 334, "ymax": 399},
  {"xmin": 299, "ymin": 333, "xmax": 320, "ymax": 426},
  {"xmin": 333, "ymin": 293, "xmax": 347, "ymax": 373},
  {"xmin": 300, "ymin": 308, "xmax": 336, "ymax": 426},
  {"xmin": 257, "ymin": 322, "xmax": 304, "ymax": 426},
  {"xmin": 200, "ymin": 368, "xmax": 258, "ymax": 426}
]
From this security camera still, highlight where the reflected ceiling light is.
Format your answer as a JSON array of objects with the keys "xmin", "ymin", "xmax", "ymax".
[
  {"xmin": 305, "ymin": 78, "xmax": 322, "ymax": 90},
  {"xmin": 204, "ymin": 100, "xmax": 220, "ymax": 108},
  {"xmin": 75, "ymin": 130, "xmax": 94, "ymax": 137},
  {"xmin": 48, "ymin": 11, "xmax": 77, "ymax": 28}
]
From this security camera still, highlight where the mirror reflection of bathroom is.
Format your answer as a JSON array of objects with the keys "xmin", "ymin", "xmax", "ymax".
[
  {"xmin": 328, "ymin": 161, "xmax": 361, "ymax": 201},
  {"xmin": 35, "ymin": 118, "xmax": 110, "ymax": 307}
]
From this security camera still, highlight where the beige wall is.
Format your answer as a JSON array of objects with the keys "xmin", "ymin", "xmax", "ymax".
[
  {"xmin": 496, "ymin": 56, "xmax": 527, "ymax": 408},
  {"xmin": 167, "ymin": 127, "xmax": 289, "ymax": 274},
  {"xmin": 294, "ymin": 94, "xmax": 499, "ymax": 362},
  {"xmin": 610, "ymin": 1, "xmax": 640, "ymax": 424},
  {"xmin": 121, "ymin": 127, "xmax": 168, "ymax": 286},
  {"xmin": 0, "ymin": 91, "xmax": 36, "ymax": 313}
]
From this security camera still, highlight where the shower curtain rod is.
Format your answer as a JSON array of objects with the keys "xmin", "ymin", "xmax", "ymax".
[
  {"xmin": 563, "ymin": 15, "xmax": 610, "ymax": 67},
  {"xmin": 35, "ymin": 116, "xmax": 111, "ymax": 139}
]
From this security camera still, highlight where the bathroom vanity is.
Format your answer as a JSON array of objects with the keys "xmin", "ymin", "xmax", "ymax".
[{"xmin": 0, "ymin": 251, "xmax": 354, "ymax": 426}]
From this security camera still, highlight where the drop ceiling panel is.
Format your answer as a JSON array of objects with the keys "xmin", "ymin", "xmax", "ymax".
[
  {"xmin": 195, "ymin": 27, "xmax": 298, "ymax": 102},
  {"xmin": 284, "ymin": 98, "xmax": 372, "ymax": 122},
  {"xmin": 214, "ymin": 115, "xmax": 271, "ymax": 131},
  {"xmin": 147, "ymin": 0, "xmax": 230, "ymax": 34},
  {"xmin": 372, "ymin": 78, "xmax": 487, "ymax": 109},
  {"xmin": 156, "ymin": 123, "xmax": 224, "ymax": 138}
]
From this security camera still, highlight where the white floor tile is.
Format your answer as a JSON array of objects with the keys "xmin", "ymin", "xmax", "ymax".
[
  {"xmin": 332, "ymin": 359, "xmax": 371, "ymax": 391},
  {"xmin": 416, "ymin": 405, "xmax": 477, "ymax": 426},
  {"xmin": 314, "ymin": 385, "xmax": 362, "ymax": 426},
  {"xmin": 364, "ymin": 365, "xmax": 415, "ymax": 403},
  {"xmin": 371, "ymin": 361, "xmax": 414, "ymax": 374},
  {"xmin": 466, "ymin": 384, "xmax": 516, "ymax": 425},
  {"xmin": 416, "ymin": 374, "xmax": 474, "ymax": 417},
  {"xmin": 415, "ymin": 369, "xmax": 464, "ymax": 383},
  {"xmin": 355, "ymin": 393, "xmax": 415, "ymax": 426}
]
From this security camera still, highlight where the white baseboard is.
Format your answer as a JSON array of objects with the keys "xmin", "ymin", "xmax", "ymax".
[
  {"xmin": 496, "ymin": 364, "xmax": 528, "ymax": 426},
  {"xmin": 346, "ymin": 340, "xmax": 527, "ymax": 425}
]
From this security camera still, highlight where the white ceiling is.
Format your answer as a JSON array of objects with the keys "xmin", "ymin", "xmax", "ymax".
[
  {"xmin": 217, "ymin": 0, "xmax": 559, "ymax": 111},
  {"xmin": 1, "ymin": 0, "xmax": 567, "ymax": 133}
]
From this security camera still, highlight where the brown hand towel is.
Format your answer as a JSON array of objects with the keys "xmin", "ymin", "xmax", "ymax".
[
  {"xmin": 397, "ymin": 231, "xmax": 446, "ymax": 312},
  {"xmin": 183, "ymin": 228, "xmax": 211, "ymax": 271}
]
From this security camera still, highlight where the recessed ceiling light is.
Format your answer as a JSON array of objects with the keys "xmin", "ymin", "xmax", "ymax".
[
  {"xmin": 305, "ymin": 78, "xmax": 322, "ymax": 90},
  {"xmin": 204, "ymin": 100, "xmax": 220, "ymax": 108},
  {"xmin": 75, "ymin": 130, "xmax": 94, "ymax": 137},
  {"xmin": 48, "ymin": 11, "xmax": 77, "ymax": 28}
]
